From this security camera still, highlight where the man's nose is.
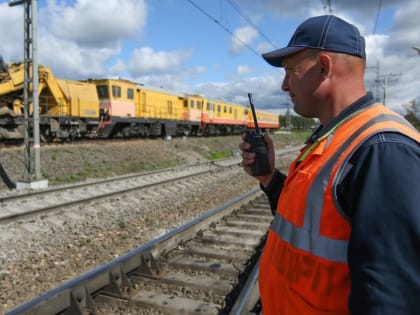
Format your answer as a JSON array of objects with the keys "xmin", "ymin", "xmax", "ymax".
[{"xmin": 281, "ymin": 74, "xmax": 289, "ymax": 92}]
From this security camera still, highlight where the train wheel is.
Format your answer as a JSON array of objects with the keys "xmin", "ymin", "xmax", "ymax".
[{"xmin": 41, "ymin": 128, "xmax": 53, "ymax": 143}]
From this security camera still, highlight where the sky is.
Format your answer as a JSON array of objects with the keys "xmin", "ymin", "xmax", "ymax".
[{"xmin": 0, "ymin": 0, "xmax": 419, "ymax": 116}]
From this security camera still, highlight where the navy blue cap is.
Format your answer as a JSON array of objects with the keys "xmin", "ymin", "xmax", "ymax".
[{"xmin": 262, "ymin": 15, "xmax": 366, "ymax": 67}]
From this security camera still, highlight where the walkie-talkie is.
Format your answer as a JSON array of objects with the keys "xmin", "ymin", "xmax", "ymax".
[{"xmin": 246, "ymin": 93, "xmax": 271, "ymax": 176}]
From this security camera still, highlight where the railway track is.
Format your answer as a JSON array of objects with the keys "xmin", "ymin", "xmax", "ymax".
[
  {"xmin": 6, "ymin": 188, "xmax": 272, "ymax": 315},
  {"xmin": 0, "ymin": 146, "xmax": 299, "ymax": 225},
  {"xmin": 0, "ymin": 157, "xmax": 240, "ymax": 224}
]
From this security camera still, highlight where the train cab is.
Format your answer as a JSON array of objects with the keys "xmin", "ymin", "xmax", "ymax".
[
  {"xmin": 181, "ymin": 94, "xmax": 203, "ymax": 136},
  {"xmin": 94, "ymin": 79, "xmax": 136, "ymax": 118},
  {"xmin": 182, "ymin": 94, "xmax": 204, "ymax": 123},
  {"xmin": 91, "ymin": 78, "xmax": 139, "ymax": 137}
]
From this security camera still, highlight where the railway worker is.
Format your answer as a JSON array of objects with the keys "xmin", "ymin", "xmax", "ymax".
[{"xmin": 239, "ymin": 15, "xmax": 420, "ymax": 315}]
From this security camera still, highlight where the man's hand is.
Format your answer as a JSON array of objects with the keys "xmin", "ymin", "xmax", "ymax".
[{"xmin": 239, "ymin": 133, "xmax": 276, "ymax": 188}]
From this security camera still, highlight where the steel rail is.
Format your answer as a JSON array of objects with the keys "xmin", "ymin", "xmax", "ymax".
[
  {"xmin": 0, "ymin": 159, "xmax": 240, "ymax": 224},
  {"xmin": 0, "ymin": 157, "xmax": 239, "ymax": 202},
  {"xmin": 5, "ymin": 187, "xmax": 263, "ymax": 315}
]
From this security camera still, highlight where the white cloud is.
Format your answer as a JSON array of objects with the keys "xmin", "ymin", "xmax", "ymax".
[
  {"xmin": 109, "ymin": 59, "xmax": 127, "ymax": 76},
  {"xmin": 236, "ymin": 65, "xmax": 252, "ymax": 75},
  {"xmin": 0, "ymin": 3, "xmax": 23, "ymax": 61},
  {"xmin": 257, "ymin": 42, "xmax": 275, "ymax": 55},
  {"xmin": 0, "ymin": 0, "xmax": 148, "ymax": 79},
  {"xmin": 127, "ymin": 47, "xmax": 193, "ymax": 77},
  {"xmin": 230, "ymin": 25, "xmax": 258, "ymax": 54},
  {"xmin": 44, "ymin": 0, "xmax": 147, "ymax": 47},
  {"xmin": 37, "ymin": 32, "xmax": 121, "ymax": 79}
]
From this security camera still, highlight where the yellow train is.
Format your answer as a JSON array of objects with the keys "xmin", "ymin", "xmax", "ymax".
[
  {"xmin": 92, "ymin": 78, "xmax": 279, "ymax": 138},
  {"xmin": 0, "ymin": 62, "xmax": 280, "ymax": 141}
]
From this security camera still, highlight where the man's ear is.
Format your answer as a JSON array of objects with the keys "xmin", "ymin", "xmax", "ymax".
[{"xmin": 318, "ymin": 53, "xmax": 331, "ymax": 76}]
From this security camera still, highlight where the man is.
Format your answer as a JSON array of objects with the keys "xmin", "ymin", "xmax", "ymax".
[{"xmin": 240, "ymin": 15, "xmax": 420, "ymax": 315}]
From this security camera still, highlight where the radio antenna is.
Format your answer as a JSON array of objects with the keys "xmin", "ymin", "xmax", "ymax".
[{"xmin": 247, "ymin": 93, "xmax": 260, "ymax": 133}]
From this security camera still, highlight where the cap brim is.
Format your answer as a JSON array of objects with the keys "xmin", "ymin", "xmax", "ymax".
[{"xmin": 262, "ymin": 46, "xmax": 305, "ymax": 67}]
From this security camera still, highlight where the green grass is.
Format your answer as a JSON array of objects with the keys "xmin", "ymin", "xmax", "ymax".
[
  {"xmin": 292, "ymin": 131, "xmax": 312, "ymax": 141},
  {"xmin": 207, "ymin": 150, "xmax": 232, "ymax": 160},
  {"xmin": 118, "ymin": 217, "xmax": 127, "ymax": 229}
]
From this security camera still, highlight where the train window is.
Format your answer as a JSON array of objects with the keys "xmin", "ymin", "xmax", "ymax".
[
  {"xmin": 217, "ymin": 105, "xmax": 221, "ymax": 112},
  {"xmin": 206, "ymin": 102, "xmax": 211, "ymax": 110},
  {"xmin": 184, "ymin": 100, "xmax": 188, "ymax": 108},
  {"xmin": 127, "ymin": 88, "xmax": 134, "ymax": 99},
  {"xmin": 190, "ymin": 100, "xmax": 195, "ymax": 109},
  {"xmin": 224, "ymin": 106, "xmax": 227, "ymax": 113},
  {"xmin": 229, "ymin": 107, "xmax": 232, "ymax": 114},
  {"xmin": 197, "ymin": 101, "xmax": 202, "ymax": 109},
  {"xmin": 112, "ymin": 85, "xmax": 121, "ymax": 98},
  {"xmin": 96, "ymin": 85, "xmax": 109, "ymax": 99}
]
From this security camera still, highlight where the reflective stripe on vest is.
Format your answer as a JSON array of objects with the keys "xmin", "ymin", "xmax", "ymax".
[{"xmin": 269, "ymin": 112, "xmax": 418, "ymax": 263}]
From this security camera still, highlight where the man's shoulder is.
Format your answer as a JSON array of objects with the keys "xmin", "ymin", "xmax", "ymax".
[
  {"xmin": 349, "ymin": 131, "xmax": 419, "ymax": 167},
  {"xmin": 362, "ymin": 131, "xmax": 419, "ymax": 148}
]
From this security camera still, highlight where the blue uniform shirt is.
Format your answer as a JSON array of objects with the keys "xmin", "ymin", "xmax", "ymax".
[{"xmin": 262, "ymin": 93, "xmax": 420, "ymax": 315}]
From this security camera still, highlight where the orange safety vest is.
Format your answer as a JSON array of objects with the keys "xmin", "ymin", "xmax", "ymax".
[{"xmin": 258, "ymin": 104, "xmax": 420, "ymax": 315}]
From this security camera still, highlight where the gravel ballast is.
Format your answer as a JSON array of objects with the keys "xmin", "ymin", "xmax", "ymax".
[{"xmin": 0, "ymin": 134, "xmax": 302, "ymax": 313}]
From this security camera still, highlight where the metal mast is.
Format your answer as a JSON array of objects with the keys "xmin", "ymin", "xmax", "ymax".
[
  {"xmin": 373, "ymin": 60, "xmax": 400, "ymax": 106},
  {"xmin": 9, "ymin": 0, "xmax": 42, "ymax": 181}
]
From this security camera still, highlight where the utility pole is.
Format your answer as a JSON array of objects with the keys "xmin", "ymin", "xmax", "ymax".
[
  {"xmin": 9, "ymin": 0, "xmax": 47, "ymax": 189},
  {"xmin": 373, "ymin": 60, "xmax": 400, "ymax": 106}
]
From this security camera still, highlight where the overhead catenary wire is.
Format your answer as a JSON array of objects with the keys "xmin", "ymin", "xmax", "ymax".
[
  {"xmin": 225, "ymin": 0, "xmax": 277, "ymax": 49},
  {"xmin": 186, "ymin": 0, "xmax": 261, "ymax": 57},
  {"xmin": 373, "ymin": 0, "xmax": 382, "ymax": 34}
]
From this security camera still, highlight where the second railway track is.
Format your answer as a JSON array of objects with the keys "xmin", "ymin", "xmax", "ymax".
[
  {"xmin": 0, "ymin": 158, "xmax": 240, "ymax": 224},
  {"xmin": 0, "ymin": 146, "xmax": 299, "ymax": 225}
]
